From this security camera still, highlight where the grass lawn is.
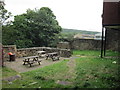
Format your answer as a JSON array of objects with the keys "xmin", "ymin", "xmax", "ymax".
[
  {"xmin": 73, "ymin": 50, "xmax": 119, "ymax": 57},
  {"xmin": 2, "ymin": 50, "xmax": 120, "ymax": 88},
  {"xmin": 2, "ymin": 67, "xmax": 19, "ymax": 79}
]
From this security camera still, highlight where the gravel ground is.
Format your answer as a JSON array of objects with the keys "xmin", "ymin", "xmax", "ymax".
[{"xmin": 4, "ymin": 57, "xmax": 68, "ymax": 73}]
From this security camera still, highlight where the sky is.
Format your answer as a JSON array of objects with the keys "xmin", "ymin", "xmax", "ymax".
[{"xmin": 4, "ymin": 0, "xmax": 103, "ymax": 32}]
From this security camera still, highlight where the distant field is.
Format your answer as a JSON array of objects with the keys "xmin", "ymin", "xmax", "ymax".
[
  {"xmin": 61, "ymin": 28, "xmax": 100, "ymax": 35},
  {"xmin": 60, "ymin": 28, "xmax": 100, "ymax": 40},
  {"xmin": 2, "ymin": 50, "xmax": 120, "ymax": 88}
]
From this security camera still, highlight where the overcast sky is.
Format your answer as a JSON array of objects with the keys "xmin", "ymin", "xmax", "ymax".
[{"xmin": 4, "ymin": 0, "xmax": 103, "ymax": 32}]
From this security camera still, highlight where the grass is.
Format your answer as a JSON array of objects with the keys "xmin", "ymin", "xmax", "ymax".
[
  {"xmin": 2, "ymin": 50, "xmax": 120, "ymax": 88},
  {"xmin": 2, "ymin": 67, "xmax": 19, "ymax": 79},
  {"xmin": 73, "ymin": 50, "xmax": 101, "ymax": 56},
  {"xmin": 75, "ymin": 57, "xmax": 119, "ymax": 88},
  {"xmin": 73, "ymin": 50, "xmax": 120, "ymax": 57}
]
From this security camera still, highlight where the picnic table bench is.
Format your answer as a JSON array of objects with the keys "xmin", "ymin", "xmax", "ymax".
[
  {"xmin": 23, "ymin": 56, "xmax": 41, "ymax": 67},
  {"xmin": 46, "ymin": 52, "xmax": 60, "ymax": 61}
]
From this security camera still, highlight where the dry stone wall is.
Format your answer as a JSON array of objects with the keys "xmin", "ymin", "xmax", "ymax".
[
  {"xmin": 3, "ymin": 46, "xmax": 72, "ymax": 59},
  {"xmin": 57, "ymin": 42, "xmax": 71, "ymax": 49},
  {"xmin": 3, "ymin": 45, "xmax": 17, "ymax": 58},
  {"xmin": 57, "ymin": 39, "xmax": 101, "ymax": 50},
  {"xmin": 17, "ymin": 47, "xmax": 72, "ymax": 58},
  {"xmin": 71, "ymin": 39, "xmax": 101, "ymax": 50}
]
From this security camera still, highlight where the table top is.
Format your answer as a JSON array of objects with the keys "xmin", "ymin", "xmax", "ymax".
[
  {"xmin": 37, "ymin": 51, "xmax": 46, "ymax": 54},
  {"xmin": 24, "ymin": 56, "xmax": 39, "ymax": 59},
  {"xmin": 47, "ymin": 52, "xmax": 58, "ymax": 55}
]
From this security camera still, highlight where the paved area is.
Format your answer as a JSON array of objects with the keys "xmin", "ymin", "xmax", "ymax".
[{"xmin": 4, "ymin": 57, "xmax": 70, "ymax": 73}]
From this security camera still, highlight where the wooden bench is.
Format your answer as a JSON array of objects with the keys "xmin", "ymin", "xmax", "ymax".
[{"xmin": 23, "ymin": 56, "xmax": 42, "ymax": 67}]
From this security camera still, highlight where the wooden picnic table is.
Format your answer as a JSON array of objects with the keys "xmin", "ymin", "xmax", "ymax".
[
  {"xmin": 23, "ymin": 56, "xmax": 41, "ymax": 67},
  {"xmin": 46, "ymin": 52, "xmax": 60, "ymax": 61},
  {"xmin": 37, "ymin": 51, "xmax": 46, "ymax": 58},
  {"xmin": 37, "ymin": 51, "xmax": 46, "ymax": 54}
]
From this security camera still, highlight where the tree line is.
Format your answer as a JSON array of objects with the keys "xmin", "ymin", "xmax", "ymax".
[{"xmin": 1, "ymin": 1, "xmax": 62, "ymax": 48}]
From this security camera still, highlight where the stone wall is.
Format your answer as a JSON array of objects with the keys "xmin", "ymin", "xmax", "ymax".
[
  {"xmin": 57, "ymin": 34, "xmax": 119, "ymax": 51},
  {"xmin": 17, "ymin": 47, "xmax": 72, "ymax": 58},
  {"xmin": 57, "ymin": 42, "xmax": 71, "ymax": 49},
  {"xmin": 57, "ymin": 39, "xmax": 101, "ymax": 50},
  {"xmin": 71, "ymin": 39, "xmax": 101, "ymax": 50},
  {"xmin": 3, "ymin": 46, "xmax": 72, "ymax": 59},
  {"xmin": 3, "ymin": 45, "xmax": 17, "ymax": 58}
]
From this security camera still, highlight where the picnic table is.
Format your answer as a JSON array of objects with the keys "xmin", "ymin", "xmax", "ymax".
[
  {"xmin": 46, "ymin": 52, "xmax": 60, "ymax": 61},
  {"xmin": 37, "ymin": 51, "xmax": 46, "ymax": 58},
  {"xmin": 23, "ymin": 56, "xmax": 41, "ymax": 67}
]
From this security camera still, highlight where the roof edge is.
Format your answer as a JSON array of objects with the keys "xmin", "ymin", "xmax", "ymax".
[{"xmin": 104, "ymin": 0, "xmax": 120, "ymax": 2}]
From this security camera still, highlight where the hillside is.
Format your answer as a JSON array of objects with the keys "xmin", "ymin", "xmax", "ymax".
[{"xmin": 61, "ymin": 28, "xmax": 100, "ymax": 35}]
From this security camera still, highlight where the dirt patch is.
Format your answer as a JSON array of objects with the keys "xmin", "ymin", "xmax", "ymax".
[
  {"xmin": 63, "ymin": 56, "xmax": 78, "ymax": 80},
  {"xmin": 55, "ymin": 57, "xmax": 79, "ymax": 85}
]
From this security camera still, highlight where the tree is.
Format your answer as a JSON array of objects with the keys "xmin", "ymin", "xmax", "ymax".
[
  {"xmin": 12, "ymin": 7, "xmax": 62, "ymax": 48},
  {"xmin": 0, "ymin": 0, "xmax": 12, "ymax": 25},
  {"xmin": 1, "ymin": 0, "xmax": 12, "ymax": 44}
]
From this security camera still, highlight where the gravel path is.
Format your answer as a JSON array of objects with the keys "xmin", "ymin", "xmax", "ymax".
[{"xmin": 4, "ymin": 57, "xmax": 66, "ymax": 73}]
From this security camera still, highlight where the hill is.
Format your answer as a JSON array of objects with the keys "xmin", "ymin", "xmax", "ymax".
[{"xmin": 61, "ymin": 28, "xmax": 100, "ymax": 35}]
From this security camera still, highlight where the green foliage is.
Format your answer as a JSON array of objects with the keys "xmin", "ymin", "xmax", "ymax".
[
  {"xmin": 0, "ymin": 1, "xmax": 12, "ymax": 43},
  {"xmin": 2, "ymin": 7, "xmax": 62, "ymax": 48},
  {"xmin": 0, "ymin": 1, "xmax": 12, "ymax": 25},
  {"xmin": 2, "ymin": 25, "xmax": 32, "ymax": 48},
  {"xmin": 59, "ymin": 32, "xmax": 75, "ymax": 42},
  {"xmin": 2, "ymin": 25, "xmax": 18, "ymax": 45}
]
